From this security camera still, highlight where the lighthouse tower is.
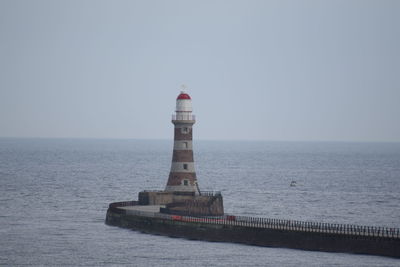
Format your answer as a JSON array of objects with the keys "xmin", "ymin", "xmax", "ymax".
[{"xmin": 165, "ymin": 90, "xmax": 199, "ymax": 194}]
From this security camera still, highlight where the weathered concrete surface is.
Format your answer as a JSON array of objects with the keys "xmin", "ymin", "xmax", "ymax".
[
  {"xmin": 161, "ymin": 194, "xmax": 224, "ymax": 216},
  {"xmin": 138, "ymin": 191, "xmax": 224, "ymax": 216},
  {"xmin": 120, "ymin": 205, "xmax": 164, "ymax": 213},
  {"xmin": 138, "ymin": 191, "xmax": 197, "ymax": 205}
]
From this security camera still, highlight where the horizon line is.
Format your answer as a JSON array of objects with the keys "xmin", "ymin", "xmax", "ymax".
[{"xmin": 0, "ymin": 136, "xmax": 399, "ymax": 144}]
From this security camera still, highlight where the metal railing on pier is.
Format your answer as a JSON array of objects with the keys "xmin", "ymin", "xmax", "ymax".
[{"xmin": 199, "ymin": 191, "xmax": 222, "ymax": 197}]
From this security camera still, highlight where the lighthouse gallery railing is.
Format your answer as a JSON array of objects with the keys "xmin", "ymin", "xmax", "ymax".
[{"xmin": 172, "ymin": 114, "xmax": 196, "ymax": 121}]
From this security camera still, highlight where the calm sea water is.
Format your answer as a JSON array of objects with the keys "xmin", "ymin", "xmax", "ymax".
[{"xmin": 0, "ymin": 138, "xmax": 399, "ymax": 266}]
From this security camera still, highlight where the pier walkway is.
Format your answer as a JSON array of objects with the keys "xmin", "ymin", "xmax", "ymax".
[{"xmin": 110, "ymin": 201, "xmax": 400, "ymax": 239}]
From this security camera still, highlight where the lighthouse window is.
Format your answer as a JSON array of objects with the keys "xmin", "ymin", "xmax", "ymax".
[
  {"xmin": 183, "ymin": 142, "xmax": 188, "ymax": 148},
  {"xmin": 183, "ymin": 164, "xmax": 188, "ymax": 170},
  {"xmin": 182, "ymin": 127, "xmax": 189, "ymax": 133},
  {"xmin": 183, "ymin": 180, "xmax": 189, "ymax": 186}
]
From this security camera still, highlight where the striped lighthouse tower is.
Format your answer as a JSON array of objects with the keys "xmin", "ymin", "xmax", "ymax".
[{"xmin": 165, "ymin": 90, "xmax": 199, "ymax": 194}]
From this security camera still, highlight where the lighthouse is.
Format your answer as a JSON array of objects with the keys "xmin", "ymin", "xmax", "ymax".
[{"xmin": 165, "ymin": 90, "xmax": 199, "ymax": 194}]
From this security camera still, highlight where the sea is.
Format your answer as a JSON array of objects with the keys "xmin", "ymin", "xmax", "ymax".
[{"xmin": 0, "ymin": 138, "xmax": 399, "ymax": 266}]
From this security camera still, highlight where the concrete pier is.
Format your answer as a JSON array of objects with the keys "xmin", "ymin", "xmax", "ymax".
[{"xmin": 106, "ymin": 201, "xmax": 400, "ymax": 259}]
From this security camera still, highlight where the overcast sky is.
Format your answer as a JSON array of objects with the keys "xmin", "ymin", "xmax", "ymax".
[{"xmin": 0, "ymin": 0, "xmax": 399, "ymax": 142}]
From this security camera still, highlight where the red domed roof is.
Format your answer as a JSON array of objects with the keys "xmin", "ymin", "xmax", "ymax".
[{"xmin": 177, "ymin": 92, "xmax": 191, "ymax": 100}]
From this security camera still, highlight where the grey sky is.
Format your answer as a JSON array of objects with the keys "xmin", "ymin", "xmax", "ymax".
[{"xmin": 0, "ymin": 0, "xmax": 399, "ymax": 141}]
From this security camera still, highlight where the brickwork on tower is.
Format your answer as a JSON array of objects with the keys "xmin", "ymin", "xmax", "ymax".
[{"xmin": 165, "ymin": 91, "xmax": 199, "ymax": 194}]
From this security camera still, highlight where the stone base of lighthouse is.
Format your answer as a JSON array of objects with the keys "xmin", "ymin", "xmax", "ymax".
[{"xmin": 138, "ymin": 190, "xmax": 224, "ymax": 217}]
